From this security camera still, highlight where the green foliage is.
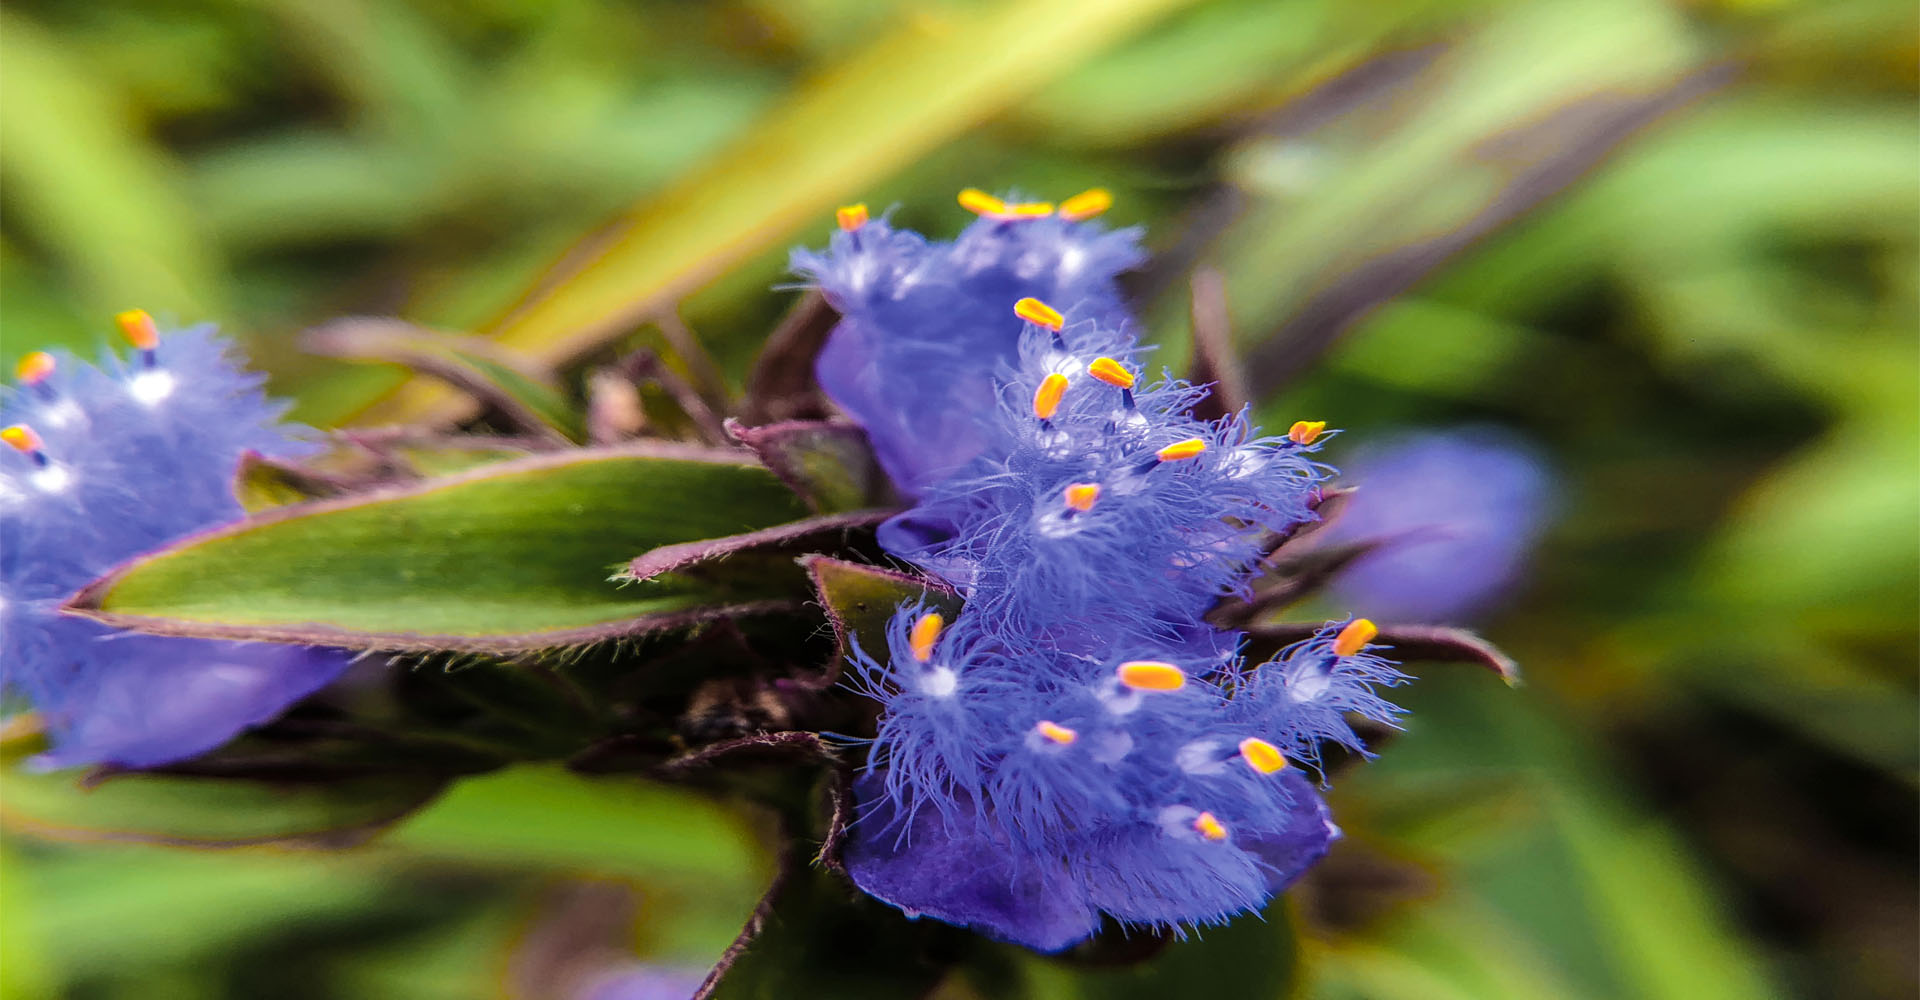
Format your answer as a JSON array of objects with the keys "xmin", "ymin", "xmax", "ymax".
[
  {"xmin": 71, "ymin": 447, "xmax": 812, "ymax": 650},
  {"xmin": 2, "ymin": 0, "xmax": 1913, "ymax": 996}
]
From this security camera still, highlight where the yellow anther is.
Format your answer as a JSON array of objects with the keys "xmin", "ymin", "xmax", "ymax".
[
  {"xmin": 115, "ymin": 309, "xmax": 158, "ymax": 351},
  {"xmin": 1014, "ymin": 297, "xmax": 1065, "ymax": 332},
  {"xmin": 958, "ymin": 188, "xmax": 1008, "ymax": 217},
  {"xmin": 1087, "ymin": 356, "xmax": 1135, "ymax": 389},
  {"xmin": 1117, "ymin": 660, "xmax": 1185, "ymax": 692},
  {"xmin": 836, "ymin": 204, "xmax": 869, "ymax": 230},
  {"xmin": 1006, "ymin": 201, "xmax": 1055, "ymax": 218},
  {"xmin": 1193, "ymin": 811, "xmax": 1228, "ymax": 841},
  {"xmin": 1156, "ymin": 438, "xmax": 1208, "ymax": 462},
  {"xmin": 909, "ymin": 612, "xmax": 945, "ymax": 663},
  {"xmin": 1062, "ymin": 482, "xmax": 1100, "ymax": 512},
  {"xmin": 1333, "ymin": 618, "xmax": 1378, "ymax": 658},
  {"xmin": 1058, "ymin": 188, "xmax": 1114, "ymax": 221},
  {"xmin": 1036, "ymin": 720, "xmax": 1078, "ymax": 745},
  {"xmin": 1032, "ymin": 373, "xmax": 1068, "ymax": 421},
  {"xmin": 1, "ymin": 424, "xmax": 43, "ymax": 454},
  {"xmin": 16, "ymin": 352, "xmax": 55, "ymax": 385},
  {"xmin": 1238, "ymin": 738, "xmax": 1289, "ymax": 775},
  {"xmin": 1288, "ymin": 420, "xmax": 1326, "ymax": 445}
]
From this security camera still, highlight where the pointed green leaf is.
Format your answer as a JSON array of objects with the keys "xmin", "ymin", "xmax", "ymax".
[
  {"xmin": 68, "ymin": 445, "xmax": 814, "ymax": 651},
  {"xmin": 801, "ymin": 557, "xmax": 960, "ymax": 682}
]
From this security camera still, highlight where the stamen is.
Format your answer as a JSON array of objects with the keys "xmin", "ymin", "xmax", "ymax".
[
  {"xmin": 1088, "ymin": 356, "xmax": 1136, "ymax": 409},
  {"xmin": 1014, "ymin": 297, "xmax": 1065, "ymax": 332},
  {"xmin": 1117, "ymin": 660, "xmax": 1185, "ymax": 691},
  {"xmin": 1062, "ymin": 482, "xmax": 1100, "ymax": 513},
  {"xmin": 1087, "ymin": 357, "xmax": 1134, "ymax": 390},
  {"xmin": 1032, "ymin": 373, "xmax": 1068, "ymax": 422},
  {"xmin": 1192, "ymin": 811, "xmax": 1228, "ymax": 841},
  {"xmin": 1006, "ymin": 201, "xmax": 1055, "ymax": 218},
  {"xmin": 115, "ymin": 309, "xmax": 160, "ymax": 366},
  {"xmin": 958, "ymin": 188, "xmax": 1008, "ymax": 217},
  {"xmin": 909, "ymin": 612, "xmax": 944, "ymax": 663},
  {"xmin": 1238, "ymin": 737, "xmax": 1288, "ymax": 775},
  {"xmin": 1155, "ymin": 438, "xmax": 1207, "ymax": 463},
  {"xmin": 1035, "ymin": 720, "xmax": 1078, "ymax": 745},
  {"xmin": 1332, "ymin": 618, "xmax": 1377, "ymax": 658},
  {"xmin": 1288, "ymin": 420, "xmax": 1326, "ymax": 445},
  {"xmin": 836, "ymin": 204, "xmax": 869, "ymax": 231},
  {"xmin": 1058, "ymin": 188, "xmax": 1113, "ymax": 221},
  {"xmin": 16, "ymin": 352, "xmax": 55, "ymax": 386},
  {"xmin": 2, "ymin": 424, "xmax": 48, "ymax": 467}
]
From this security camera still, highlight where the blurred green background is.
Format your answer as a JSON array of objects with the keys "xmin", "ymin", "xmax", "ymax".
[{"xmin": 1, "ymin": 0, "xmax": 1914, "ymax": 998}]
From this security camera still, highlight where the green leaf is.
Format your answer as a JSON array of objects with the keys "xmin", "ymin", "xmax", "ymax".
[
  {"xmin": 801, "ymin": 557, "xmax": 961, "ymax": 681},
  {"xmin": 0, "ymin": 765, "xmax": 444, "ymax": 849},
  {"xmin": 231, "ymin": 450, "xmax": 348, "ymax": 513},
  {"xmin": 68, "ymin": 445, "xmax": 815, "ymax": 651},
  {"xmin": 359, "ymin": 0, "xmax": 1203, "ymax": 424},
  {"xmin": 725, "ymin": 419, "xmax": 895, "ymax": 514}
]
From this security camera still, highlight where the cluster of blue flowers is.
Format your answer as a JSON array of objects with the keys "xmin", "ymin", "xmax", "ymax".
[
  {"xmin": 797, "ymin": 192, "xmax": 1412, "ymax": 950},
  {"xmin": 0, "ymin": 312, "xmax": 351, "ymax": 769}
]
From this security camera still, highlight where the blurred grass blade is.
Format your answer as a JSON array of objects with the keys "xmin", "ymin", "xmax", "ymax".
[
  {"xmin": 304, "ymin": 318, "xmax": 586, "ymax": 442},
  {"xmin": 359, "ymin": 0, "xmax": 1201, "ymax": 424},
  {"xmin": 0, "ymin": 12, "xmax": 228, "ymax": 325},
  {"xmin": 0, "ymin": 767, "xmax": 443, "ymax": 849},
  {"xmin": 382, "ymin": 764, "xmax": 767, "ymax": 893},
  {"xmin": 67, "ymin": 445, "xmax": 813, "ymax": 651}
]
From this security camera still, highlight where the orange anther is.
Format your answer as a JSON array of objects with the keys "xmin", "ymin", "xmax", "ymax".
[
  {"xmin": 1288, "ymin": 420, "xmax": 1326, "ymax": 445},
  {"xmin": 1117, "ymin": 660, "xmax": 1185, "ymax": 692},
  {"xmin": 1087, "ymin": 357, "xmax": 1135, "ymax": 389},
  {"xmin": 1032, "ymin": 373, "xmax": 1069, "ymax": 421},
  {"xmin": 1014, "ymin": 297, "xmax": 1065, "ymax": 332},
  {"xmin": 909, "ymin": 612, "xmax": 945, "ymax": 663},
  {"xmin": 1058, "ymin": 188, "xmax": 1113, "ymax": 221},
  {"xmin": 15, "ymin": 352, "xmax": 55, "ymax": 385},
  {"xmin": 1238, "ymin": 738, "xmax": 1288, "ymax": 775},
  {"xmin": 1193, "ymin": 811, "xmax": 1228, "ymax": 841},
  {"xmin": 1062, "ymin": 482, "xmax": 1100, "ymax": 512},
  {"xmin": 1006, "ymin": 201, "xmax": 1055, "ymax": 218},
  {"xmin": 836, "ymin": 204, "xmax": 869, "ymax": 230},
  {"xmin": 1333, "ymin": 619, "xmax": 1378, "ymax": 657},
  {"xmin": 958, "ymin": 188, "xmax": 1008, "ymax": 217},
  {"xmin": 1036, "ymin": 720, "xmax": 1078, "ymax": 745},
  {"xmin": 1, "ymin": 424, "xmax": 43, "ymax": 454},
  {"xmin": 115, "ymin": 309, "xmax": 158, "ymax": 350},
  {"xmin": 1155, "ymin": 438, "xmax": 1207, "ymax": 462}
]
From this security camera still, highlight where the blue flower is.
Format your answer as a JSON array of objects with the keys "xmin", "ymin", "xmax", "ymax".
[
  {"xmin": 796, "ymin": 198, "xmax": 1409, "ymax": 951},
  {"xmin": 843, "ymin": 605, "xmax": 1379, "ymax": 950},
  {"xmin": 1323, "ymin": 428, "xmax": 1553, "ymax": 621},
  {"xmin": 1, "ymin": 314, "xmax": 353, "ymax": 769},
  {"xmin": 878, "ymin": 319, "xmax": 1329, "ymax": 644},
  {"xmin": 794, "ymin": 191, "xmax": 1143, "ymax": 494}
]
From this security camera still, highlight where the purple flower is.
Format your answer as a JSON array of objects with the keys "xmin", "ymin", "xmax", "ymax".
[
  {"xmin": 794, "ymin": 191, "xmax": 1143, "ymax": 494},
  {"xmin": 877, "ymin": 318, "xmax": 1327, "ymax": 644},
  {"xmin": 842, "ymin": 606, "xmax": 1381, "ymax": 950},
  {"xmin": 1324, "ymin": 428, "xmax": 1553, "ymax": 622},
  {"xmin": 1, "ymin": 314, "xmax": 352, "ymax": 769},
  {"xmin": 793, "ymin": 199, "xmax": 1409, "ymax": 951}
]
